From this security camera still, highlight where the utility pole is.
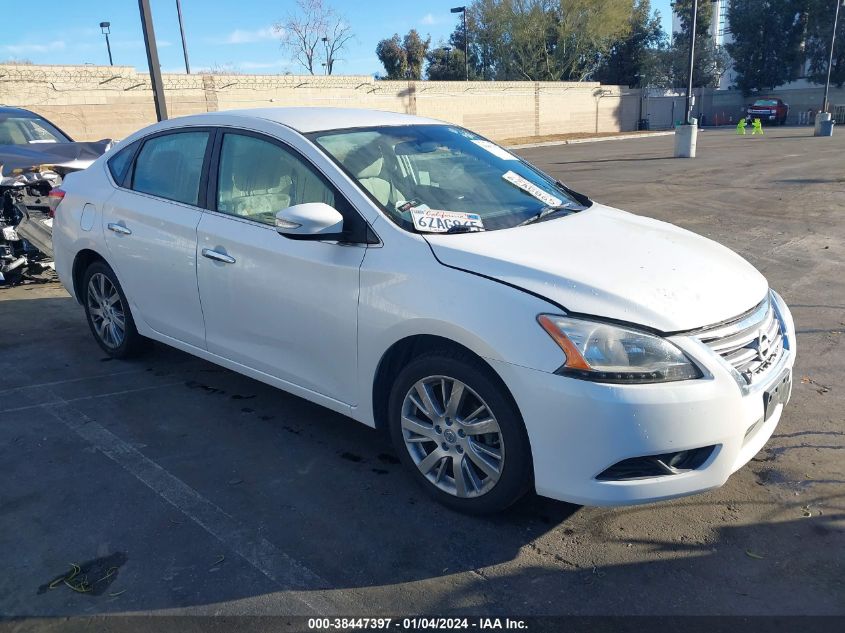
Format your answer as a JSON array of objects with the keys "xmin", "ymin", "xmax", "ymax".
[
  {"xmin": 451, "ymin": 6, "xmax": 468, "ymax": 81},
  {"xmin": 138, "ymin": 0, "xmax": 168, "ymax": 121},
  {"xmin": 822, "ymin": 0, "xmax": 843, "ymax": 113},
  {"xmin": 684, "ymin": 0, "xmax": 698, "ymax": 125},
  {"xmin": 176, "ymin": 0, "xmax": 191, "ymax": 74},
  {"xmin": 100, "ymin": 22, "xmax": 113, "ymax": 66}
]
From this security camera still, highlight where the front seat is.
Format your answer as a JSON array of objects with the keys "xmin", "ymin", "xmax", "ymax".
[
  {"xmin": 226, "ymin": 154, "xmax": 291, "ymax": 220},
  {"xmin": 356, "ymin": 156, "xmax": 404, "ymax": 207}
]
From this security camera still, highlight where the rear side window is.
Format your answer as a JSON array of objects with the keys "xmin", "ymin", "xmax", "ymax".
[
  {"xmin": 132, "ymin": 131, "xmax": 209, "ymax": 206},
  {"xmin": 107, "ymin": 143, "xmax": 136, "ymax": 185}
]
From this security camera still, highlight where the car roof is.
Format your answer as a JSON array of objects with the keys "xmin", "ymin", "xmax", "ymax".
[
  {"xmin": 201, "ymin": 107, "xmax": 443, "ymax": 133},
  {"xmin": 0, "ymin": 105, "xmax": 39, "ymax": 117}
]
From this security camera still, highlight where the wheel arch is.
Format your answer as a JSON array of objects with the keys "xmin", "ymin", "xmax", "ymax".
[
  {"xmin": 71, "ymin": 248, "xmax": 109, "ymax": 304},
  {"xmin": 371, "ymin": 334, "xmax": 522, "ymax": 434}
]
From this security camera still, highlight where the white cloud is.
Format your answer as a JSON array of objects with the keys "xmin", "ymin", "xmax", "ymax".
[
  {"xmin": 420, "ymin": 13, "xmax": 439, "ymax": 26},
  {"xmin": 222, "ymin": 27, "xmax": 276, "ymax": 44},
  {"xmin": 2, "ymin": 40, "xmax": 66, "ymax": 55}
]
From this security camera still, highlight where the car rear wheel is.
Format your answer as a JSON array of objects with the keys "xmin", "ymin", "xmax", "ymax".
[
  {"xmin": 388, "ymin": 350, "xmax": 531, "ymax": 514},
  {"xmin": 83, "ymin": 261, "xmax": 146, "ymax": 358}
]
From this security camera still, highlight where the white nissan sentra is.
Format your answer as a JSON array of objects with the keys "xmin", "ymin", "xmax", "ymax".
[{"xmin": 52, "ymin": 108, "xmax": 795, "ymax": 513}]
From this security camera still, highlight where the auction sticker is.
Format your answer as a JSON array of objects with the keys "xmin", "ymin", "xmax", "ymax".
[
  {"xmin": 502, "ymin": 170, "xmax": 562, "ymax": 207},
  {"xmin": 472, "ymin": 139, "xmax": 517, "ymax": 161},
  {"xmin": 411, "ymin": 209, "xmax": 484, "ymax": 233}
]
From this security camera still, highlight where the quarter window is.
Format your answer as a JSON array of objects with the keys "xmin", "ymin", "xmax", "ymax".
[
  {"xmin": 132, "ymin": 131, "xmax": 209, "ymax": 206},
  {"xmin": 107, "ymin": 142, "xmax": 136, "ymax": 185},
  {"xmin": 216, "ymin": 133, "xmax": 336, "ymax": 226}
]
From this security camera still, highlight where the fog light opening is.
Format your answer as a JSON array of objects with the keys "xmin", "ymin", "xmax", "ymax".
[{"xmin": 596, "ymin": 445, "xmax": 717, "ymax": 481}]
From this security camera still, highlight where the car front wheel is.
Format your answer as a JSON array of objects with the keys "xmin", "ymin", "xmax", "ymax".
[
  {"xmin": 388, "ymin": 350, "xmax": 532, "ymax": 514},
  {"xmin": 83, "ymin": 261, "xmax": 146, "ymax": 358}
]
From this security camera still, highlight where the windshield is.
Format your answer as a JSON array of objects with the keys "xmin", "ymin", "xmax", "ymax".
[
  {"xmin": 0, "ymin": 114, "xmax": 71, "ymax": 146},
  {"xmin": 310, "ymin": 124, "xmax": 588, "ymax": 233},
  {"xmin": 752, "ymin": 99, "xmax": 779, "ymax": 107}
]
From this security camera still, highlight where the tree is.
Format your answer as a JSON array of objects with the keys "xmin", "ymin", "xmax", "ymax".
[
  {"xmin": 805, "ymin": 0, "xmax": 845, "ymax": 87},
  {"xmin": 668, "ymin": 0, "xmax": 726, "ymax": 88},
  {"xmin": 423, "ymin": 0, "xmax": 630, "ymax": 82},
  {"xmin": 556, "ymin": 0, "xmax": 633, "ymax": 81},
  {"xmin": 376, "ymin": 35, "xmax": 407, "ymax": 79},
  {"xmin": 595, "ymin": 0, "xmax": 667, "ymax": 87},
  {"xmin": 726, "ymin": 0, "xmax": 808, "ymax": 94},
  {"xmin": 274, "ymin": 0, "xmax": 353, "ymax": 75},
  {"xmin": 426, "ymin": 46, "xmax": 466, "ymax": 79},
  {"xmin": 404, "ymin": 30, "xmax": 431, "ymax": 79},
  {"xmin": 376, "ymin": 30, "xmax": 431, "ymax": 79}
]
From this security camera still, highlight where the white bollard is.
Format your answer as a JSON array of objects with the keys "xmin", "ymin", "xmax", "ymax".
[{"xmin": 674, "ymin": 122, "xmax": 698, "ymax": 158}]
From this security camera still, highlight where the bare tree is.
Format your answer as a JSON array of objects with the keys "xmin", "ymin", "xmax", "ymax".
[
  {"xmin": 323, "ymin": 14, "xmax": 354, "ymax": 75},
  {"xmin": 274, "ymin": 0, "xmax": 354, "ymax": 75}
]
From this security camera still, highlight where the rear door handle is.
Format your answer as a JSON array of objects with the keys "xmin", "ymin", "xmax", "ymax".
[
  {"xmin": 107, "ymin": 222, "xmax": 132, "ymax": 235},
  {"xmin": 201, "ymin": 248, "xmax": 236, "ymax": 264}
]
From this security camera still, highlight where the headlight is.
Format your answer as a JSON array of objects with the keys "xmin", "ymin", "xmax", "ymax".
[{"xmin": 537, "ymin": 315, "xmax": 702, "ymax": 383}]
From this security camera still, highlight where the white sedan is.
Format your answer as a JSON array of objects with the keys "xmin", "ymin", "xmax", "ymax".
[{"xmin": 52, "ymin": 108, "xmax": 795, "ymax": 513}]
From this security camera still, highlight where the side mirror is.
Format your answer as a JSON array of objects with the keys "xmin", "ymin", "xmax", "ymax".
[{"xmin": 275, "ymin": 202, "xmax": 345, "ymax": 240}]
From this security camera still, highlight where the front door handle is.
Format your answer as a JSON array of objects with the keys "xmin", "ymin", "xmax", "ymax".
[
  {"xmin": 107, "ymin": 222, "xmax": 132, "ymax": 235},
  {"xmin": 201, "ymin": 248, "xmax": 236, "ymax": 264}
]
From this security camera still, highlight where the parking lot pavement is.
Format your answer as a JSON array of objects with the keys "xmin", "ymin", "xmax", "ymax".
[{"xmin": 1, "ymin": 126, "xmax": 842, "ymax": 617}]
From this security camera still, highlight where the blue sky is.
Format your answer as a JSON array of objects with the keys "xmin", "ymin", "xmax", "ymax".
[{"xmin": 1, "ymin": 0, "xmax": 673, "ymax": 76}]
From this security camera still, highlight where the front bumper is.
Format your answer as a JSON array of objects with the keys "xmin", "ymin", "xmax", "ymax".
[{"xmin": 490, "ymin": 293, "xmax": 796, "ymax": 506}]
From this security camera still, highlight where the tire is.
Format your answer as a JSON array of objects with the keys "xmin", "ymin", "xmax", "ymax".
[
  {"xmin": 387, "ymin": 349, "xmax": 532, "ymax": 514},
  {"xmin": 82, "ymin": 261, "xmax": 146, "ymax": 358}
]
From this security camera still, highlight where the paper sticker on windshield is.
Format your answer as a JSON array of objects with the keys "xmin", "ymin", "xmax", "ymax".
[
  {"xmin": 411, "ymin": 209, "xmax": 484, "ymax": 233},
  {"xmin": 397, "ymin": 200, "xmax": 429, "ymax": 213},
  {"xmin": 472, "ymin": 140, "xmax": 517, "ymax": 161},
  {"xmin": 502, "ymin": 170, "xmax": 562, "ymax": 207}
]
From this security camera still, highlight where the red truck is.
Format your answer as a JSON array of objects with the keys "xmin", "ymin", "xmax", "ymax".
[{"xmin": 746, "ymin": 97, "xmax": 789, "ymax": 125}]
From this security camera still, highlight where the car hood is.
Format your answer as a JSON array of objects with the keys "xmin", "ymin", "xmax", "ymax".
[
  {"xmin": 0, "ymin": 140, "xmax": 112, "ymax": 176},
  {"xmin": 424, "ymin": 204, "xmax": 768, "ymax": 332}
]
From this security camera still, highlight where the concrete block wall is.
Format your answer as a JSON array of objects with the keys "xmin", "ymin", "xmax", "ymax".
[{"xmin": 0, "ymin": 64, "xmax": 637, "ymax": 142}]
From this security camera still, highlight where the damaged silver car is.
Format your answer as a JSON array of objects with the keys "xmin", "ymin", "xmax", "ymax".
[{"xmin": 0, "ymin": 106, "xmax": 111, "ymax": 284}]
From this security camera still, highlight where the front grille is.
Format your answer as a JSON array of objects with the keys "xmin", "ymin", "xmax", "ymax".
[{"xmin": 697, "ymin": 298, "xmax": 785, "ymax": 384}]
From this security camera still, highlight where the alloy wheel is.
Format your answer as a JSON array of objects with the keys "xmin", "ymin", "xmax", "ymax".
[
  {"xmin": 86, "ymin": 272, "xmax": 126, "ymax": 349},
  {"xmin": 400, "ymin": 375, "xmax": 504, "ymax": 498}
]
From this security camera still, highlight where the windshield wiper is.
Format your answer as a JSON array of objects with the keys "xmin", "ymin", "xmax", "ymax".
[
  {"xmin": 444, "ymin": 224, "xmax": 485, "ymax": 234},
  {"xmin": 517, "ymin": 205, "xmax": 573, "ymax": 227}
]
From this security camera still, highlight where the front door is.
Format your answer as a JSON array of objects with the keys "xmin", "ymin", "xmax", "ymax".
[{"xmin": 196, "ymin": 130, "xmax": 366, "ymax": 405}]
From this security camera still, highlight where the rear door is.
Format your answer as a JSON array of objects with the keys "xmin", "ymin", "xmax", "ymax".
[{"xmin": 102, "ymin": 128, "xmax": 212, "ymax": 348}]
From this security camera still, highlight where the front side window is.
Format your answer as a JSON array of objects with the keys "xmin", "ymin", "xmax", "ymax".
[
  {"xmin": 311, "ymin": 124, "xmax": 588, "ymax": 233},
  {"xmin": 216, "ymin": 133, "xmax": 336, "ymax": 226},
  {"xmin": 132, "ymin": 131, "xmax": 209, "ymax": 206}
]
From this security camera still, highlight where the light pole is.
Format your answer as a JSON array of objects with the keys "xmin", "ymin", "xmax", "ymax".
[
  {"xmin": 138, "ymin": 0, "xmax": 168, "ymax": 121},
  {"xmin": 450, "ymin": 6, "xmax": 468, "ymax": 81},
  {"xmin": 822, "ymin": 0, "xmax": 844, "ymax": 114},
  {"xmin": 683, "ymin": 0, "xmax": 698, "ymax": 125},
  {"xmin": 100, "ymin": 22, "xmax": 113, "ymax": 66},
  {"xmin": 322, "ymin": 36, "xmax": 330, "ymax": 75},
  {"xmin": 176, "ymin": 0, "xmax": 191, "ymax": 74}
]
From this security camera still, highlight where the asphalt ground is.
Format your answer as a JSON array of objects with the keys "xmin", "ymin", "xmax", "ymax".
[{"xmin": 1, "ymin": 126, "xmax": 842, "ymax": 619}]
